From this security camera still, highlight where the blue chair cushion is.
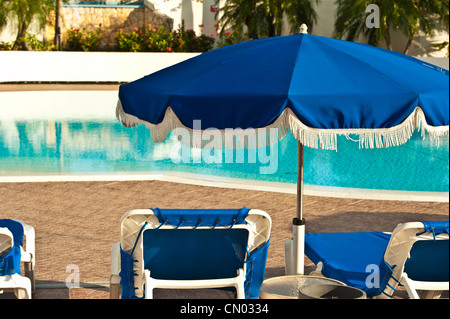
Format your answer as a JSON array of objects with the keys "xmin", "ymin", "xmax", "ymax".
[
  {"xmin": 404, "ymin": 239, "xmax": 449, "ymax": 282},
  {"xmin": 305, "ymin": 231, "xmax": 392, "ymax": 297},
  {"xmin": 143, "ymin": 228, "xmax": 248, "ymax": 280}
]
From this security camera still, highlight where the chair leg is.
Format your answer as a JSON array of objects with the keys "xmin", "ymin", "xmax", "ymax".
[
  {"xmin": 401, "ymin": 276, "xmax": 420, "ymax": 299},
  {"xmin": 144, "ymin": 270, "xmax": 154, "ymax": 299},
  {"xmin": 419, "ymin": 290, "xmax": 443, "ymax": 299},
  {"xmin": 11, "ymin": 275, "xmax": 32, "ymax": 299},
  {"xmin": 24, "ymin": 262, "xmax": 35, "ymax": 293},
  {"xmin": 110, "ymin": 284, "xmax": 120, "ymax": 299},
  {"xmin": 235, "ymin": 268, "xmax": 246, "ymax": 299},
  {"xmin": 110, "ymin": 275, "xmax": 121, "ymax": 299},
  {"xmin": 14, "ymin": 288, "xmax": 30, "ymax": 299}
]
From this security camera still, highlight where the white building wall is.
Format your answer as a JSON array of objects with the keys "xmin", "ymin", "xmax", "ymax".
[{"xmin": 150, "ymin": 0, "xmax": 218, "ymax": 36}]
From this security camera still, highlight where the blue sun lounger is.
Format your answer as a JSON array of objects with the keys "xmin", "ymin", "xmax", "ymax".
[
  {"xmin": 305, "ymin": 221, "xmax": 449, "ymax": 298},
  {"xmin": 110, "ymin": 208, "xmax": 272, "ymax": 299}
]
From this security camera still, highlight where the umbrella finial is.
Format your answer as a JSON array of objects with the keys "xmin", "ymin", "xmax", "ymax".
[{"xmin": 299, "ymin": 24, "xmax": 308, "ymax": 34}]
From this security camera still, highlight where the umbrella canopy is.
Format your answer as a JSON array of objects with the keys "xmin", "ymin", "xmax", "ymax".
[
  {"xmin": 117, "ymin": 31, "xmax": 449, "ymax": 151},
  {"xmin": 116, "ymin": 28, "xmax": 449, "ymax": 275}
]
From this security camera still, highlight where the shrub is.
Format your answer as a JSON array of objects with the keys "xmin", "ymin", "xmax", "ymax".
[
  {"xmin": 17, "ymin": 33, "xmax": 56, "ymax": 51},
  {"xmin": 0, "ymin": 42, "xmax": 12, "ymax": 50},
  {"xmin": 64, "ymin": 24, "xmax": 103, "ymax": 51},
  {"xmin": 0, "ymin": 33, "xmax": 56, "ymax": 51},
  {"xmin": 174, "ymin": 25, "xmax": 215, "ymax": 52},
  {"xmin": 115, "ymin": 27, "xmax": 141, "ymax": 52},
  {"xmin": 216, "ymin": 30, "xmax": 249, "ymax": 48},
  {"xmin": 143, "ymin": 25, "xmax": 176, "ymax": 52},
  {"xmin": 114, "ymin": 24, "xmax": 215, "ymax": 53}
]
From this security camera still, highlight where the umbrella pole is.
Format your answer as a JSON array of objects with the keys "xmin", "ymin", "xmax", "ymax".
[
  {"xmin": 285, "ymin": 141, "xmax": 306, "ymax": 275},
  {"xmin": 297, "ymin": 141, "xmax": 304, "ymax": 221}
]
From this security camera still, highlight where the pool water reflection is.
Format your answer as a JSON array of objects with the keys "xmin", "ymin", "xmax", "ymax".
[{"xmin": 0, "ymin": 118, "xmax": 448, "ymax": 192}]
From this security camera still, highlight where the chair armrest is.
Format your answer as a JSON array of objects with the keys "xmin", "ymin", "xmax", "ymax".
[{"xmin": 13, "ymin": 219, "xmax": 35, "ymax": 262}]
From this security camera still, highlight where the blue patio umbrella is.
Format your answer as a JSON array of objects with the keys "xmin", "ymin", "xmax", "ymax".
[{"xmin": 116, "ymin": 25, "xmax": 449, "ymax": 275}]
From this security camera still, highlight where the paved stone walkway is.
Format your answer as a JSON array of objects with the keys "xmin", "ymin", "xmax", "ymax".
[{"xmin": 0, "ymin": 180, "xmax": 448, "ymax": 299}]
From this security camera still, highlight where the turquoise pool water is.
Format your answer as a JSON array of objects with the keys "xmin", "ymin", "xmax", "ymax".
[
  {"xmin": 0, "ymin": 119, "xmax": 448, "ymax": 192},
  {"xmin": 0, "ymin": 91, "xmax": 448, "ymax": 192}
]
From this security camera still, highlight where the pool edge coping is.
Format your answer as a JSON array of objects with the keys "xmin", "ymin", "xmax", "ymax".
[{"xmin": 1, "ymin": 171, "xmax": 448, "ymax": 203}]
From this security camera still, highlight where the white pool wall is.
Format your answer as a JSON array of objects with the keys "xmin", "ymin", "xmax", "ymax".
[
  {"xmin": 0, "ymin": 90, "xmax": 118, "ymax": 120},
  {"xmin": 0, "ymin": 51, "xmax": 200, "ymax": 83}
]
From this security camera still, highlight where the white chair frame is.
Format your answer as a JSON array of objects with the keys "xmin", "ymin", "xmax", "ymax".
[
  {"xmin": 0, "ymin": 219, "xmax": 35, "ymax": 299},
  {"xmin": 308, "ymin": 221, "xmax": 449, "ymax": 299},
  {"xmin": 380, "ymin": 221, "xmax": 449, "ymax": 299},
  {"xmin": 110, "ymin": 209, "xmax": 271, "ymax": 299}
]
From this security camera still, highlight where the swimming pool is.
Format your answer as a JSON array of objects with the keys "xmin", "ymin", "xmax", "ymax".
[{"xmin": 0, "ymin": 90, "xmax": 448, "ymax": 194}]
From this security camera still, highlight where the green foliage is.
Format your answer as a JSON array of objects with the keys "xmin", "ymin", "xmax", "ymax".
[
  {"xmin": 432, "ymin": 41, "xmax": 449, "ymax": 57},
  {"xmin": 215, "ymin": 30, "xmax": 249, "ymax": 48},
  {"xmin": 16, "ymin": 33, "xmax": 56, "ymax": 51},
  {"xmin": 114, "ymin": 24, "xmax": 215, "ymax": 53},
  {"xmin": 215, "ymin": 0, "xmax": 319, "ymax": 39},
  {"xmin": 64, "ymin": 24, "xmax": 103, "ymax": 52},
  {"xmin": 334, "ymin": 0, "xmax": 449, "ymax": 53},
  {"xmin": 174, "ymin": 24, "xmax": 215, "ymax": 52},
  {"xmin": 0, "ymin": 0, "xmax": 54, "ymax": 50},
  {"xmin": 115, "ymin": 27, "xmax": 143, "ymax": 52},
  {"xmin": 0, "ymin": 42, "xmax": 12, "ymax": 51},
  {"xmin": 0, "ymin": 33, "xmax": 56, "ymax": 51},
  {"xmin": 0, "ymin": 23, "xmax": 217, "ymax": 53}
]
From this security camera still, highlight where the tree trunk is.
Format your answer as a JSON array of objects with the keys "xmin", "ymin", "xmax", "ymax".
[
  {"xmin": 403, "ymin": 36, "xmax": 414, "ymax": 55},
  {"xmin": 54, "ymin": 0, "xmax": 63, "ymax": 50},
  {"xmin": 267, "ymin": 15, "xmax": 276, "ymax": 37},
  {"xmin": 245, "ymin": 15, "xmax": 258, "ymax": 39},
  {"xmin": 384, "ymin": 25, "xmax": 392, "ymax": 51},
  {"xmin": 12, "ymin": 20, "xmax": 28, "ymax": 50}
]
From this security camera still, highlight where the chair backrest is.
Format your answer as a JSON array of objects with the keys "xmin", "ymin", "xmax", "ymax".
[
  {"xmin": 0, "ymin": 219, "xmax": 24, "ymax": 247},
  {"xmin": 381, "ymin": 221, "xmax": 449, "ymax": 297},
  {"xmin": 119, "ymin": 208, "xmax": 271, "ymax": 299},
  {"xmin": 0, "ymin": 227, "xmax": 14, "ymax": 258},
  {"xmin": 0, "ymin": 227, "xmax": 22, "ymax": 276},
  {"xmin": 142, "ymin": 228, "xmax": 249, "ymax": 280},
  {"xmin": 404, "ymin": 239, "xmax": 448, "ymax": 282},
  {"xmin": 0, "ymin": 219, "xmax": 24, "ymax": 276}
]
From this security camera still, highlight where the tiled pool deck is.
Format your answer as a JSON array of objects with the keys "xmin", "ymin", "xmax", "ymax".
[{"xmin": 0, "ymin": 179, "xmax": 448, "ymax": 299}]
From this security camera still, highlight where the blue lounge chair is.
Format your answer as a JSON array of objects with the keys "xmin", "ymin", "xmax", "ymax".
[
  {"xmin": 305, "ymin": 221, "xmax": 449, "ymax": 299},
  {"xmin": 0, "ymin": 219, "xmax": 35, "ymax": 299},
  {"xmin": 110, "ymin": 208, "xmax": 272, "ymax": 299}
]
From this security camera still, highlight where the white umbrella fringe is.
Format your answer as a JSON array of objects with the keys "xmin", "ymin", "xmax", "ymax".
[{"xmin": 116, "ymin": 101, "xmax": 448, "ymax": 151}]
